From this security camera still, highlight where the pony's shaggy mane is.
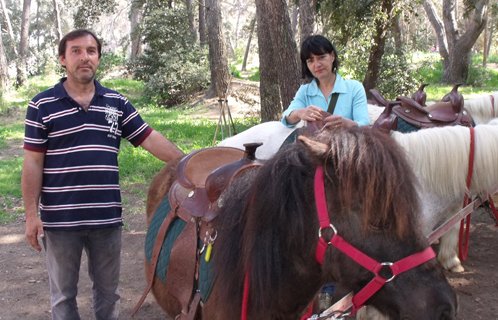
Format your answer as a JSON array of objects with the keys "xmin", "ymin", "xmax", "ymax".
[
  {"xmin": 212, "ymin": 127, "xmax": 424, "ymax": 318},
  {"xmin": 391, "ymin": 122, "xmax": 498, "ymax": 199}
]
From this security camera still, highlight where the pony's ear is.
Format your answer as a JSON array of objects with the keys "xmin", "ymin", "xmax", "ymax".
[{"xmin": 298, "ymin": 136, "xmax": 329, "ymax": 157}]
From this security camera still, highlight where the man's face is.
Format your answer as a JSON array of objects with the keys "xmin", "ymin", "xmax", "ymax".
[{"xmin": 59, "ymin": 34, "xmax": 100, "ymax": 84}]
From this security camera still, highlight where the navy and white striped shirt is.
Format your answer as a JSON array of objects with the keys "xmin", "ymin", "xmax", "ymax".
[{"xmin": 24, "ymin": 78, "xmax": 153, "ymax": 230}]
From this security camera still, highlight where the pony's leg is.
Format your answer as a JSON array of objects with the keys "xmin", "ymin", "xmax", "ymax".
[
  {"xmin": 355, "ymin": 306, "xmax": 390, "ymax": 320},
  {"xmin": 438, "ymin": 224, "xmax": 464, "ymax": 273}
]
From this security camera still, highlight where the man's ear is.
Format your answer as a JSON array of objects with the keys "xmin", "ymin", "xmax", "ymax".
[{"xmin": 59, "ymin": 55, "xmax": 66, "ymax": 67}]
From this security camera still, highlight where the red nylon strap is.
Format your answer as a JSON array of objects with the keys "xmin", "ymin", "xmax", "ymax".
[
  {"xmin": 330, "ymin": 234, "xmax": 382, "ymax": 273},
  {"xmin": 315, "ymin": 166, "xmax": 332, "ymax": 229},
  {"xmin": 459, "ymin": 127, "xmax": 475, "ymax": 261},
  {"xmin": 241, "ymin": 271, "xmax": 250, "ymax": 320}
]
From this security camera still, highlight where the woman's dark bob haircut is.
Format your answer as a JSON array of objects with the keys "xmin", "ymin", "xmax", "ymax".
[{"xmin": 300, "ymin": 35, "xmax": 339, "ymax": 79}]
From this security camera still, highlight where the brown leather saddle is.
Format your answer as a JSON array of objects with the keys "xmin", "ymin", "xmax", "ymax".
[
  {"xmin": 371, "ymin": 85, "xmax": 473, "ymax": 133},
  {"xmin": 132, "ymin": 143, "xmax": 263, "ymax": 319}
]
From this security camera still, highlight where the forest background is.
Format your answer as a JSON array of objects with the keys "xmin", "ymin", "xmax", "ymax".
[{"xmin": 1, "ymin": 0, "xmax": 498, "ymax": 221}]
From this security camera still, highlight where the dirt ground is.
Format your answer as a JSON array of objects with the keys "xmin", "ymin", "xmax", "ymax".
[{"xmin": 1, "ymin": 81, "xmax": 498, "ymax": 319}]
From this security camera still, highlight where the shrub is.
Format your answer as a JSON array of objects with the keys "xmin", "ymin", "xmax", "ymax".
[{"xmin": 129, "ymin": 5, "xmax": 210, "ymax": 106}]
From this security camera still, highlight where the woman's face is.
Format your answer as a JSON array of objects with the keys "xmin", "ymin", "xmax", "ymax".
[{"xmin": 306, "ymin": 52, "xmax": 335, "ymax": 80}]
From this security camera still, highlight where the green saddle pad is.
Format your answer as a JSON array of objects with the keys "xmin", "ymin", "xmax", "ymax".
[{"xmin": 144, "ymin": 195, "xmax": 215, "ymax": 302}]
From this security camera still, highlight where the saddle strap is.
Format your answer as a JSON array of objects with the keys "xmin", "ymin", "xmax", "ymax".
[
  {"xmin": 164, "ymin": 216, "xmax": 199, "ymax": 319},
  {"xmin": 131, "ymin": 209, "xmax": 178, "ymax": 317},
  {"xmin": 186, "ymin": 291, "xmax": 202, "ymax": 320}
]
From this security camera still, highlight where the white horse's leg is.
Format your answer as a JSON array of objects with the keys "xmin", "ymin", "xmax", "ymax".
[
  {"xmin": 355, "ymin": 306, "xmax": 390, "ymax": 320},
  {"xmin": 438, "ymin": 224, "xmax": 464, "ymax": 272}
]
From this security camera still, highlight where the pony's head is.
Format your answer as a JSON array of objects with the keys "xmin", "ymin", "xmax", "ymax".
[{"xmin": 210, "ymin": 127, "xmax": 457, "ymax": 320}]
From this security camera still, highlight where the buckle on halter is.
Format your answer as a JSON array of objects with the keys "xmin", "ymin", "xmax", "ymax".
[{"xmin": 378, "ymin": 262, "xmax": 396, "ymax": 282}]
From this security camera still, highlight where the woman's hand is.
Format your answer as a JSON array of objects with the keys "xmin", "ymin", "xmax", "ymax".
[
  {"xmin": 297, "ymin": 106, "xmax": 324, "ymax": 122},
  {"xmin": 323, "ymin": 115, "xmax": 358, "ymax": 129}
]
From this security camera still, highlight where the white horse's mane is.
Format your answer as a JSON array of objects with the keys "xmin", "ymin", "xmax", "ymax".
[
  {"xmin": 463, "ymin": 92, "xmax": 498, "ymax": 125},
  {"xmin": 391, "ymin": 122, "xmax": 498, "ymax": 199}
]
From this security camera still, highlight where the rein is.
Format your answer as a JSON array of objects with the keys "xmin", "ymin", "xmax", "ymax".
[
  {"xmin": 490, "ymin": 95, "xmax": 495, "ymax": 117},
  {"xmin": 458, "ymin": 127, "xmax": 475, "ymax": 261},
  {"xmin": 314, "ymin": 166, "xmax": 436, "ymax": 315}
]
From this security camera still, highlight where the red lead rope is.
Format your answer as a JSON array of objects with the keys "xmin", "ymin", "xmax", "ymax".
[
  {"xmin": 458, "ymin": 127, "xmax": 475, "ymax": 261},
  {"xmin": 314, "ymin": 166, "xmax": 436, "ymax": 315}
]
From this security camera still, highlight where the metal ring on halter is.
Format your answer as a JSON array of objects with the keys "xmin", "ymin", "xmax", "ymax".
[
  {"xmin": 318, "ymin": 223, "xmax": 338, "ymax": 245},
  {"xmin": 379, "ymin": 262, "xmax": 396, "ymax": 282},
  {"xmin": 209, "ymin": 229, "xmax": 218, "ymax": 244}
]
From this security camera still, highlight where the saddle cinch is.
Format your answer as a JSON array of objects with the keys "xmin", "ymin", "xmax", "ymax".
[
  {"xmin": 371, "ymin": 84, "xmax": 473, "ymax": 133},
  {"xmin": 132, "ymin": 143, "xmax": 263, "ymax": 320}
]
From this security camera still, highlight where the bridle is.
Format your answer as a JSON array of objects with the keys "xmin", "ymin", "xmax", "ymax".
[
  {"xmin": 240, "ymin": 166, "xmax": 437, "ymax": 320},
  {"xmin": 314, "ymin": 166, "xmax": 436, "ymax": 315}
]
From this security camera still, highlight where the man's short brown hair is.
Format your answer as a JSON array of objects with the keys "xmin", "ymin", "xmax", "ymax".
[{"xmin": 58, "ymin": 29, "xmax": 102, "ymax": 59}]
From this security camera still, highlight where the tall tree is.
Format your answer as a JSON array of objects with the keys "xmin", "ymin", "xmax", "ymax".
[
  {"xmin": 0, "ymin": 18, "xmax": 10, "ymax": 92},
  {"xmin": 16, "ymin": 0, "xmax": 31, "ymax": 88},
  {"xmin": 257, "ymin": 0, "xmax": 301, "ymax": 111},
  {"xmin": 130, "ymin": 0, "xmax": 145, "ymax": 61},
  {"xmin": 241, "ymin": 16, "xmax": 256, "ymax": 71},
  {"xmin": 0, "ymin": 0, "xmax": 18, "ymax": 55},
  {"xmin": 52, "ymin": 0, "xmax": 62, "ymax": 42},
  {"xmin": 199, "ymin": 0, "xmax": 207, "ymax": 45},
  {"xmin": 186, "ymin": 0, "xmax": 197, "ymax": 41},
  {"xmin": 254, "ymin": 2, "xmax": 282, "ymax": 121},
  {"xmin": 363, "ymin": 0, "xmax": 398, "ymax": 95},
  {"xmin": 424, "ymin": 0, "xmax": 489, "ymax": 84},
  {"xmin": 205, "ymin": 0, "xmax": 230, "ymax": 98},
  {"xmin": 299, "ymin": 0, "xmax": 316, "ymax": 44}
]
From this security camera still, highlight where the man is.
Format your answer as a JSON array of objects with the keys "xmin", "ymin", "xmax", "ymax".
[{"xmin": 22, "ymin": 29, "xmax": 184, "ymax": 320}]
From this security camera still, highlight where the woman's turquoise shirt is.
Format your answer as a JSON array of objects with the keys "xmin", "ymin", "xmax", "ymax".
[{"xmin": 281, "ymin": 73, "xmax": 370, "ymax": 127}]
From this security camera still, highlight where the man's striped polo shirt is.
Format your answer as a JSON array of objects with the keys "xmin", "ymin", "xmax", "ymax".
[{"xmin": 24, "ymin": 78, "xmax": 153, "ymax": 231}]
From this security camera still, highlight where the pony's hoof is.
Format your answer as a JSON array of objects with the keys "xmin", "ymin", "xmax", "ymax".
[
  {"xmin": 449, "ymin": 264, "xmax": 465, "ymax": 273},
  {"xmin": 441, "ymin": 257, "xmax": 465, "ymax": 273}
]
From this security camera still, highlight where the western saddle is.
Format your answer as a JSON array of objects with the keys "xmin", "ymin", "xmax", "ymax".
[
  {"xmin": 371, "ymin": 84, "xmax": 473, "ymax": 133},
  {"xmin": 132, "ymin": 143, "xmax": 263, "ymax": 319}
]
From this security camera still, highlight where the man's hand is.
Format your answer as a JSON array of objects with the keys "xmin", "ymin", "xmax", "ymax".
[{"xmin": 25, "ymin": 216, "xmax": 44, "ymax": 252}]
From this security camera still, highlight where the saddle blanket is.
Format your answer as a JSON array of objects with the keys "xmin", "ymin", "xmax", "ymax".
[{"xmin": 144, "ymin": 195, "xmax": 214, "ymax": 302}]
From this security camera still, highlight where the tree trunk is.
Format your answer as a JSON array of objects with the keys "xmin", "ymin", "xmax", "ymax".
[
  {"xmin": 261, "ymin": 0, "xmax": 301, "ymax": 111},
  {"xmin": 52, "ymin": 0, "xmax": 62, "ymax": 42},
  {"xmin": 291, "ymin": 3, "xmax": 298, "ymax": 38},
  {"xmin": 483, "ymin": 9, "xmax": 488, "ymax": 67},
  {"xmin": 186, "ymin": 0, "xmax": 197, "ymax": 41},
  {"xmin": 205, "ymin": 0, "xmax": 229, "ymax": 99},
  {"xmin": 487, "ymin": 18, "xmax": 493, "ymax": 58},
  {"xmin": 255, "ymin": 2, "xmax": 282, "ymax": 121},
  {"xmin": 241, "ymin": 17, "xmax": 256, "ymax": 72},
  {"xmin": 0, "ymin": 18, "xmax": 10, "ymax": 92},
  {"xmin": 363, "ymin": 0, "xmax": 394, "ymax": 97},
  {"xmin": 130, "ymin": 0, "xmax": 145, "ymax": 61},
  {"xmin": 299, "ymin": 0, "xmax": 315, "ymax": 44},
  {"xmin": 16, "ymin": 0, "xmax": 31, "ymax": 88},
  {"xmin": 199, "ymin": 0, "xmax": 207, "ymax": 46},
  {"xmin": 0, "ymin": 0, "xmax": 18, "ymax": 55},
  {"xmin": 393, "ymin": 14, "xmax": 402, "ymax": 50},
  {"xmin": 423, "ymin": 0, "xmax": 488, "ymax": 84}
]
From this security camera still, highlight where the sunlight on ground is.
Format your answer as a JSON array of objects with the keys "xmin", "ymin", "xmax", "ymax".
[{"xmin": 0, "ymin": 233, "xmax": 24, "ymax": 244}]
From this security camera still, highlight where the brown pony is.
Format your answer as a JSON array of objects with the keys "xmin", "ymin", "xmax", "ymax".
[{"xmin": 144, "ymin": 127, "xmax": 457, "ymax": 320}]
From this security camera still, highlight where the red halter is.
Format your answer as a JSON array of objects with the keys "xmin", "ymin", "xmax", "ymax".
[{"xmin": 314, "ymin": 166, "xmax": 436, "ymax": 315}]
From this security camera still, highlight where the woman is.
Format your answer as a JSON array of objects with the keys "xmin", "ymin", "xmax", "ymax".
[{"xmin": 282, "ymin": 35, "xmax": 369, "ymax": 129}]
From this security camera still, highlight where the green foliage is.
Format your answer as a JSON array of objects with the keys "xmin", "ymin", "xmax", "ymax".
[
  {"xmin": 73, "ymin": 0, "xmax": 118, "ymax": 29},
  {"xmin": 130, "ymin": 5, "xmax": 210, "ymax": 107},
  {"xmin": 375, "ymin": 46, "xmax": 418, "ymax": 100},
  {"xmin": 467, "ymin": 65, "xmax": 492, "ymax": 87},
  {"xmin": 95, "ymin": 52, "xmax": 127, "ymax": 80},
  {"xmin": 413, "ymin": 54, "xmax": 443, "ymax": 84}
]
